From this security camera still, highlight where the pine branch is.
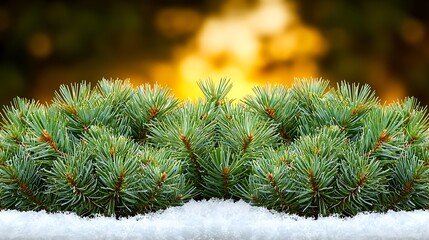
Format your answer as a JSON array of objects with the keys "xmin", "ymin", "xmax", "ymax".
[
  {"xmin": 45, "ymin": 146, "xmax": 100, "ymax": 215},
  {"xmin": 385, "ymin": 154, "xmax": 429, "ymax": 211},
  {"xmin": 179, "ymin": 133, "xmax": 200, "ymax": 168},
  {"xmin": 0, "ymin": 153, "xmax": 46, "ymax": 211},
  {"xmin": 333, "ymin": 150, "xmax": 388, "ymax": 215},
  {"xmin": 125, "ymin": 83, "xmax": 178, "ymax": 142},
  {"xmin": 148, "ymin": 102, "xmax": 215, "ymax": 191},
  {"xmin": 361, "ymin": 107, "xmax": 406, "ymax": 160},
  {"xmin": 145, "ymin": 172, "xmax": 167, "ymax": 207},
  {"xmin": 200, "ymin": 146, "xmax": 246, "ymax": 199},
  {"xmin": 0, "ymin": 98, "xmax": 40, "ymax": 153},
  {"xmin": 247, "ymin": 148, "xmax": 297, "ymax": 212},
  {"xmin": 243, "ymin": 84, "xmax": 298, "ymax": 142},
  {"xmin": 266, "ymin": 172, "xmax": 293, "ymax": 209},
  {"xmin": 137, "ymin": 148, "xmax": 192, "ymax": 212},
  {"xmin": 218, "ymin": 108, "xmax": 280, "ymax": 156},
  {"xmin": 53, "ymin": 82, "xmax": 95, "ymax": 134},
  {"xmin": 38, "ymin": 129, "xmax": 66, "ymax": 156},
  {"xmin": 395, "ymin": 98, "xmax": 429, "ymax": 150},
  {"xmin": 197, "ymin": 78, "xmax": 232, "ymax": 106},
  {"xmin": 25, "ymin": 106, "xmax": 71, "ymax": 160}
]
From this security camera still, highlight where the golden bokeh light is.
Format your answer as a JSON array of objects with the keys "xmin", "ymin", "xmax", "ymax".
[
  {"xmin": 400, "ymin": 18, "xmax": 425, "ymax": 45},
  {"xmin": 155, "ymin": 8, "xmax": 203, "ymax": 38},
  {"xmin": 27, "ymin": 32, "xmax": 53, "ymax": 59},
  {"xmin": 152, "ymin": 0, "xmax": 329, "ymax": 100},
  {"xmin": 0, "ymin": 8, "xmax": 10, "ymax": 32},
  {"xmin": 245, "ymin": 0, "xmax": 294, "ymax": 36},
  {"xmin": 197, "ymin": 19, "xmax": 260, "ymax": 65}
]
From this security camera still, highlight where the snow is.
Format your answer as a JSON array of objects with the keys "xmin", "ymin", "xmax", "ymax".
[{"xmin": 1, "ymin": 199, "xmax": 428, "ymax": 240}]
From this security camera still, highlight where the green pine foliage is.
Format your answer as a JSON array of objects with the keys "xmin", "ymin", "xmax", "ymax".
[{"xmin": 1, "ymin": 78, "xmax": 429, "ymax": 218}]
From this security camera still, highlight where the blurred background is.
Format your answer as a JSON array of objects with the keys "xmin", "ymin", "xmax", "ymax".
[{"xmin": 0, "ymin": 0, "xmax": 428, "ymax": 107}]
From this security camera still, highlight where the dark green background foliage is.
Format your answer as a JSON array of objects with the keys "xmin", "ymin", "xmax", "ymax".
[{"xmin": 1, "ymin": 79, "xmax": 429, "ymax": 218}]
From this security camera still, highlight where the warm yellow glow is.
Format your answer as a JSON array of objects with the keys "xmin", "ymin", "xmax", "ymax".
[
  {"xmin": 179, "ymin": 55, "xmax": 210, "ymax": 82},
  {"xmin": 27, "ymin": 0, "xmax": 410, "ymax": 105},
  {"xmin": 149, "ymin": 63, "xmax": 176, "ymax": 85},
  {"xmin": 267, "ymin": 32, "xmax": 297, "ymax": 61},
  {"xmin": 159, "ymin": 0, "xmax": 328, "ymax": 100},
  {"xmin": 205, "ymin": 66, "xmax": 255, "ymax": 100},
  {"xmin": 381, "ymin": 81, "xmax": 407, "ymax": 104},
  {"xmin": 32, "ymin": 0, "xmax": 330, "ymax": 101}
]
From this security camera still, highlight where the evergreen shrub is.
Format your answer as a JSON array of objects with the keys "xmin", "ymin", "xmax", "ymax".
[{"xmin": 1, "ymin": 78, "xmax": 429, "ymax": 218}]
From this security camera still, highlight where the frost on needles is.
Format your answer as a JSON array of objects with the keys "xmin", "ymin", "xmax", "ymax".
[{"xmin": 1, "ymin": 78, "xmax": 429, "ymax": 218}]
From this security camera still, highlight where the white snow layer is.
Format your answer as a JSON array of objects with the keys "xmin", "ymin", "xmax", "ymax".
[{"xmin": 1, "ymin": 199, "xmax": 429, "ymax": 240}]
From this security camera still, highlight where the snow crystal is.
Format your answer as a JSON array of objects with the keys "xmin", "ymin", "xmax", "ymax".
[{"xmin": 0, "ymin": 199, "xmax": 428, "ymax": 240}]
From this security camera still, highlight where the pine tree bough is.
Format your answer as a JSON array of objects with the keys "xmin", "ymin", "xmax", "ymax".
[{"xmin": 1, "ymin": 78, "xmax": 429, "ymax": 218}]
